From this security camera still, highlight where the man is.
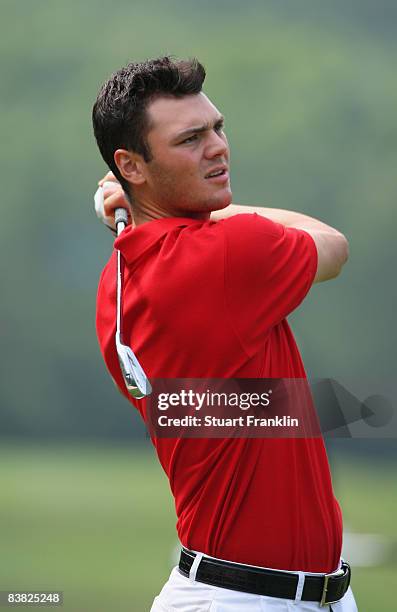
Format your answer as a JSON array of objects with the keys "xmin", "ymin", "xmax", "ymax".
[{"xmin": 92, "ymin": 56, "xmax": 357, "ymax": 610}]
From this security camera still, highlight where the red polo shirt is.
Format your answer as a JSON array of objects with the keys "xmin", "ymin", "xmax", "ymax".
[{"xmin": 96, "ymin": 213, "xmax": 342, "ymax": 572}]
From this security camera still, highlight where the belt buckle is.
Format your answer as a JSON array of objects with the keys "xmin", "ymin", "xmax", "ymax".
[
  {"xmin": 320, "ymin": 573, "xmax": 338, "ymax": 607},
  {"xmin": 320, "ymin": 561, "xmax": 350, "ymax": 607}
]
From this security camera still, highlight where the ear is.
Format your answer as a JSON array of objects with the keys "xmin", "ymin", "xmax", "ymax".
[{"xmin": 114, "ymin": 149, "xmax": 146, "ymax": 187}]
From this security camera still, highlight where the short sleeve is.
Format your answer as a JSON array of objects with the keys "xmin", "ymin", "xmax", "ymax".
[{"xmin": 222, "ymin": 213, "xmax": 317, "ymax": 354}]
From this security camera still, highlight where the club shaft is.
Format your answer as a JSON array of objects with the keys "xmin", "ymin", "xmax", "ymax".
[
  {"xmin": 116, "ymin": 249, "xmax": 123, "ymax": 336},
  {"xmin": 115, "ymin": 208, "xmax": 126, "ymax": 337}
]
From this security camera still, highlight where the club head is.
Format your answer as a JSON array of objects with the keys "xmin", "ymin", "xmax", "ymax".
[{"xmin": 116, "ymin": 335, "xmax": 152, "ymax": 399}]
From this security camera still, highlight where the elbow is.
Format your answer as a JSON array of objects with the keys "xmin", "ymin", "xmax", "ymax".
[
  {"xmin": 338, "ymin": 233, "xmax": 349, "ymax": 268},
  {"xmin": 332, "ymin": 233, "xmax": 349, "ymax": 279},
  {"xmin": 312, "ymin": 230, "xmax": 350, "ymax": 283}
]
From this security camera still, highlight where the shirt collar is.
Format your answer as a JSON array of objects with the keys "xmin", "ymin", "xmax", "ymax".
[{"xmin": 114, "ymin": 216, "xmax": 202, "ymax": 265}]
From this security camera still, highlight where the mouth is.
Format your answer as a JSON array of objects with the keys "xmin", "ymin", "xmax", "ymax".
[{"xmin": 205, "ymin": 166, "xmax": 229, "ymax": 183}]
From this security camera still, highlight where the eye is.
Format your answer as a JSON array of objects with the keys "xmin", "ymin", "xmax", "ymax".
[
  {"xmin": 181, "ymin": 134, "xmax": 198, "ymax": 144},
  {"xmin": 214, "ymin": 121, "xmax": 225, "ymax": 134}
]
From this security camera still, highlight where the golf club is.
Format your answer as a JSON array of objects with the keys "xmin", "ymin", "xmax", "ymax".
[{"xmin": 114, "ymin": 207, "xmax": 152, "ymax": 399}]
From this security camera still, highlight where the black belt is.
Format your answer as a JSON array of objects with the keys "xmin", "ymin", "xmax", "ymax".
[{"xmin": 179, "ymin": 548, "xmax": 351, "ymax": 607}]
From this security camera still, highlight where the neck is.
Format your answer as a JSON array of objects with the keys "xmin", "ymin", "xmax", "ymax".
[{"xmin": 130, "ymin": 194, "xmax": 211, "ymax": 227}]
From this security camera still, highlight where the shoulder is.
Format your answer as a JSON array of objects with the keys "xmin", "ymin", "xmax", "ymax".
[
  {"xmin": 218, "ymin": 213, "xmax": 284, "ymax": 236},
  {"xmin": 216, "ymin": 214, "xmax": 286, "ymax": 252},
  {"xmin": 214, "ymin": 214, "xmax": 288, "ymax": 263}
]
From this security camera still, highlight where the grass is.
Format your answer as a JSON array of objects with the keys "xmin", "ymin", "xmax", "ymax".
[{"xmin": 0, "ymin": 442, "xmax": 395, "ymax": 611}]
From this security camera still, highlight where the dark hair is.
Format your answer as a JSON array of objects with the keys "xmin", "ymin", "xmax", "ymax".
[{"xmin": 92, "ymin": 56, "xmax": 206, "ymax": 200}]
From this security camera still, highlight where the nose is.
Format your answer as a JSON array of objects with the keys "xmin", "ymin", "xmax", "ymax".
[{"xmin": 204, "ymin": 130, "xmax": 229, "ymax": 160}]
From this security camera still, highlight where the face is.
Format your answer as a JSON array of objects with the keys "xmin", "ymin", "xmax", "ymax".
[{"xmin": 140, "ymin": 93, "xmax": 232, "ymax": 218}]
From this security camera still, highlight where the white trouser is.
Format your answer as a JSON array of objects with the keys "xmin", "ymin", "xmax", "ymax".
[{"xmin": 150, "ymin": 560, "xmax": 358, "ymax": 611}]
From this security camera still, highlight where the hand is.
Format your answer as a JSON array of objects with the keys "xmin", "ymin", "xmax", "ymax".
[{"xmin": 94, "ymin": 171, "xmax": 131, "ymax": 233}]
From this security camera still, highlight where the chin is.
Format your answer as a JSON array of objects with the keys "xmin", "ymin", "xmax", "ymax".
[
  {"xmin": 180, "ymin": 189, "xmax": 232, "ymax": 215},
  {"xmin": 203, "ymin": 186, "xmax": 232, "ymax": 210},
  {"xmin": 211, "ymin": 192, "xmax": 233, "ymax": 211}
]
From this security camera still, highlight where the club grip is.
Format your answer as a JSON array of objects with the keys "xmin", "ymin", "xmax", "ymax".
[{"xmin": 115, "ymin": 207, "xmax": 128, "ymax": 227}]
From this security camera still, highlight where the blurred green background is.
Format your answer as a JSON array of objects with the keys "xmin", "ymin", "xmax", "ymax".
[{"xmin": 1, "ymin": 0, "xmax": 396, "ymax": 610}]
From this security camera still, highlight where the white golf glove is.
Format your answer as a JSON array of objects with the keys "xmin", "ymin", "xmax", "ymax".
[{"xmin": 94, "ymin": 180, "xmax": 130, "ymax": 234}]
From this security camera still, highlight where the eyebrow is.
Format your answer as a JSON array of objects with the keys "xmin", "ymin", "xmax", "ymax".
[{"xmin": 173, "ymin": 115, "xmax": 225, "ymax": 141}]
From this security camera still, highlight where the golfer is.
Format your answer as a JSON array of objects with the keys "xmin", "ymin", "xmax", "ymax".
[{"xmin": 92, "ymin": 56, "xmax": 357, "ymax": 611}]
